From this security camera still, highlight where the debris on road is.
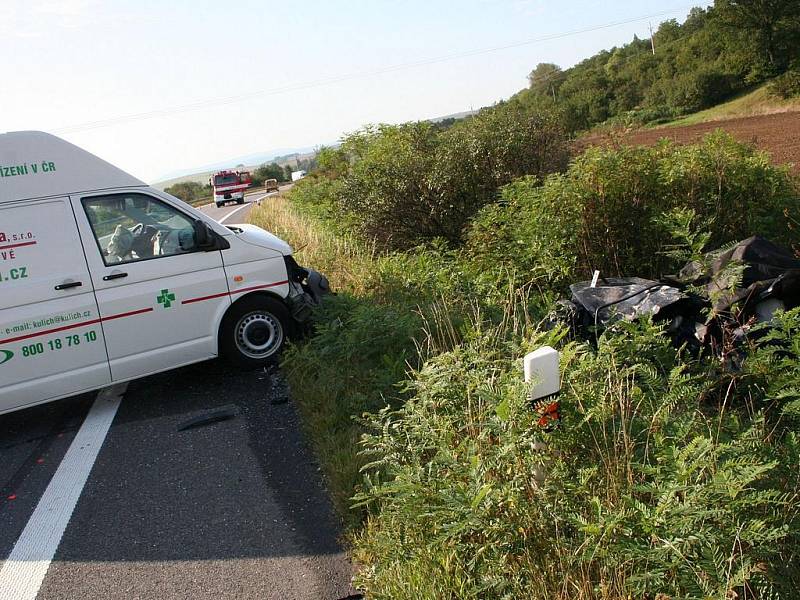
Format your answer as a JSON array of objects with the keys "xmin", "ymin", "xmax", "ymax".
[{"xmin": 177, "ymin": 407, "xmax": 238, "ymax": 431}]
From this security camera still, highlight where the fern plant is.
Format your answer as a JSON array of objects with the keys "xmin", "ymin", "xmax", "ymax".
[{"xmin": 354, "ymin": 316, "xmax": 800, "ymax": 599}]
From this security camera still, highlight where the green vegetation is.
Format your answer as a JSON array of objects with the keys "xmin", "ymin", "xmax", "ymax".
[
  {"xmin": 467, "ymin": 132, "xmax": 798, "ymax": 290},
  {"xmin": 244, "ymin": 3, "xmax": 800, "ymax": 596},
  {"xmin": 657, "ymin": 82, "xmax": 800, "ymax": 127},
  {"xmin": 769, "ymin": 68, "xmax": 800, "ymax": 99},
  {"xmin": 250, "ymin": 128, "xmax": 800, "ymax": 598},
  {"xmin": 164, "ymin": 180, "xmax": 212, "ymax": 206},
  {"xmin": 354, "ymin": 316, "xmax": 800, "ymax": 599},
  {"xmin": 251, "ymin": 162, "xmax": 290, "ymax": 188},
  {"xmin": 519, "ymin": 2, "xmax": 800, "ymax": 131},
  {"xmin": 309, "ymin": 103, "xmax": 568, "ymax": 250},
  {"xmin": 251, "ymin": 194, "xmax": 479, "ymax": 524}
]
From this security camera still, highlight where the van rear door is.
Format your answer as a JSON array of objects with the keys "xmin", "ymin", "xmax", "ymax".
[{"xmin": 0, "ymin": 197, "xmax": 111, "ymax": 413}]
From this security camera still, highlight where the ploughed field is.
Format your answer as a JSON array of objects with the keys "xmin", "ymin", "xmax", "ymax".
[{"xmin": 580, "ymin": 111, "xmax": 800, "ymax": 174}]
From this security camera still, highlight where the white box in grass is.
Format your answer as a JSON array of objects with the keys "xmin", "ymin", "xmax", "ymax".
[{"xmin": 524, "ymin": 346, "xmax": 560, "ymax": 401}]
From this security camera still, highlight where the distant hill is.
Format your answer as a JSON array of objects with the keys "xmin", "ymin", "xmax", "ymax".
[
  {"xmin": 429, "ymin": 110, "xmax": 477, "ymax": 123},
  {"xmin": 515, "ymin": 6, "xmax": 800, "ymax": 133}
]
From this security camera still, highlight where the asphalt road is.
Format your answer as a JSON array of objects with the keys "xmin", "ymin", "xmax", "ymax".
[
  {"xmin": 0, "ymin": 192, "xmax": 357, "ymax": 599},
  {"xmin": 199, "ymin": 187, "xmax": 281, "ymax": 224}
]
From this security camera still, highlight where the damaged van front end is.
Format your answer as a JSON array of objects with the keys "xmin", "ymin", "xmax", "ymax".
[
  {"xmin": 222, "ymin": 222, "xmax": 330, "ymax": 324},
  {"xmin": 283, "ymin": 255, "xmax": 331, "ymax": 322}
]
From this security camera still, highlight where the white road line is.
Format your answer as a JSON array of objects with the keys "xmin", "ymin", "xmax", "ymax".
[
  {"xmin": 218, "ymin": 203, "xmax": 252, "ymax": 224},
  {"xmin": 0, "ymin": 385, "xmax": 126, "ymax": 600}
]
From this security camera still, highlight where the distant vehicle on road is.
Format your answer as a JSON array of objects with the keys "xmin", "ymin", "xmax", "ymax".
[
  {"xmin": 291, "ymin": 170, "xmax": 306, "ymax": 182},
  {"xmin": 264, "ymin": 178, "xmax": 279, "ymax": 193},
  {"xmin": 211, "ymin": 170, "xmax": 252, "ymax": 208}
]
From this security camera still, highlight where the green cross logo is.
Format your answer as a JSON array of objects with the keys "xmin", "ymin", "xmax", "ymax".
[
  {"xmin": 157, "ymin": 288, "xmax": 176, "ymax": 309},
  {"xmin": 0, "ymin": 349, "xmax": 13, "ymax": 365}
]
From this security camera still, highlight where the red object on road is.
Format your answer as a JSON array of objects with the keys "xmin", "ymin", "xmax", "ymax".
[{"xmin": 210, "ymin": 170, "xmax": 252, "ymax": 206}]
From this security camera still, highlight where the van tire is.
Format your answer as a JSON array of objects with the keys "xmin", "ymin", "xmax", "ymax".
[{"xmin": 220, "ymin": 296, "xmax": 290, "ymax": 369}]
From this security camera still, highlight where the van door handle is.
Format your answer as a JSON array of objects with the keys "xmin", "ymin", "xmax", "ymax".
[
  {"xmin": 55, "ymin": 281, "xmax": 83, "ymax": 291},
  {"xmin": 103, "ymin": 272, "xmax": 128, "ymax": 281}
]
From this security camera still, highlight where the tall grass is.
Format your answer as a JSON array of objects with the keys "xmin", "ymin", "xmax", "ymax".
[
  {"xmin": 251, "ymin": 196, "xmax": 395, "ymax": 523},
  {"xmin": 250, "ymin": 193, "xmax": 548, "ymax": 528},
  {"xmin": 250, "ymin": 194, "xmax": 492, "ymax": 526},
  {"xmin": 250, "ymin": 194, "xmax": 377, "ymax": 296}
]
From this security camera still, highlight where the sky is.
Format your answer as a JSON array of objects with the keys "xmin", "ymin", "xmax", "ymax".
[{"xmin": 2, "ymin": 0, "xmax": 713, "ymax": 182}]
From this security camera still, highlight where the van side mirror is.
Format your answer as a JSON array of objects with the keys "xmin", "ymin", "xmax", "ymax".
[
  {"xmin": 192, "ymin": 219, "xmax": 230, "ymax": 251},
  {"xmin": 192, "ymin": 219, "xmax": 218, "ymax": 249},
  {"xmin": 194, "ymin": 219, "xmax": 211, "ymax": 247}
]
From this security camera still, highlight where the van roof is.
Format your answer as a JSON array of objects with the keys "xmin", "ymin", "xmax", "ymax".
[{"xmin": 0, "ymin": 131, "xmax": 144, "ymax": 204}]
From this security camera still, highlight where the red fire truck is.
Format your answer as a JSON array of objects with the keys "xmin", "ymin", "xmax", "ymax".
[{"xmin": 211, "ymin": 170, "xmax": 252, "ymax": 208}]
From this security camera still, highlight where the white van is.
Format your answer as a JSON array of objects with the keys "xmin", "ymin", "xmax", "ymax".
[{"xmin": 0, "ymin": 131, "xmax": 328, "ymax": 415}]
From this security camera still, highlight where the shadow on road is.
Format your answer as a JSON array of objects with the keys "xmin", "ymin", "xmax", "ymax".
[{"xmin": 4, "ymin": 359, "xmax": 348, "ymax": 566}]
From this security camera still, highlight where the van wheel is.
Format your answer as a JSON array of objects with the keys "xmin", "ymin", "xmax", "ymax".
[{"xmin": 220, "ymin": 296, "xmax": 290, "ymax": 369}]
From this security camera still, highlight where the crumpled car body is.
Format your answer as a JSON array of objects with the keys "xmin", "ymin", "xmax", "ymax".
[{"xmin": 551, "ymin": 237, "xmax": 800, "ymax": 351}]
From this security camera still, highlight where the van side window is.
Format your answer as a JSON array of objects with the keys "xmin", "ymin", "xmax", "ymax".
[{"xmin": 82, "ymin": 194, "xmax": 198, "ymax": 265}]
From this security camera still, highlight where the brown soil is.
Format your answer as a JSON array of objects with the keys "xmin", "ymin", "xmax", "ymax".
[{"xmin": 579, "ymin": 111, "xmax": 800, "ymax": 174}]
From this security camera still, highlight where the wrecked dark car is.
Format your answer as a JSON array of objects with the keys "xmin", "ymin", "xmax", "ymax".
[{"xmin": 550, "ymin": 236, "xmax": 800, "ymax": 352}]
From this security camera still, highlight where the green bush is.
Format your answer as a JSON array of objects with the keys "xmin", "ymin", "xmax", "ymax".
[
  {"xmin": 769, "ymin": 69, "xmax": 800, "ymax": 98},
  {"xmin": 661, "ymin": 69, "xmax": 740, "ymax": 113},
  {"xmin": 287, "ymin": 174, "xmax": 349, "ymax": 230},
  {"xmin": 334, "ymin": 104, "xmax": 568, "ymax": 250},
  {"xmin": 337, "ymin": 122, "xmax": 440, "ymax": 248},
  {"xmin": 605, "ymin": 105, "xmax": 683, "ymax": 128},
  {"xmin": 251, "ymin": 161, "xmax": 289, "ymax": 187},
  {"xmin": 164, "ymin": 181, "xmax": 211, "ymax": 205},
  {"xmin": 354, "ymin": 316, "xmax": 800, "ymax": 599},
  {"xmin": 466, "ymin": 132, "xmax": 800, "ymax": 289},
  {"xmin": 428, "ymin": 104, "xmax": 568, "ymax": 242},
  {"xmin": 667, "ymin": 69, "xmax": 738, "ymax": 113}
]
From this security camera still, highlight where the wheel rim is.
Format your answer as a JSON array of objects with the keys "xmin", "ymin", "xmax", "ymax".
[{"xmin": 234, "ymin": 311, "xmax": 283, "ymax": 359}]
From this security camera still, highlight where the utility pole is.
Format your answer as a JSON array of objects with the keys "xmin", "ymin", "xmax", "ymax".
[{"xmin": 649, "ymin": 22, "xmax": 656, "ymax": 55}]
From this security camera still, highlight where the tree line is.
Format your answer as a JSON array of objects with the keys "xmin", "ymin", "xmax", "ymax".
[{"xmin": 522, "ymin": 0, "xmax": 800, "ymax": 131}]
